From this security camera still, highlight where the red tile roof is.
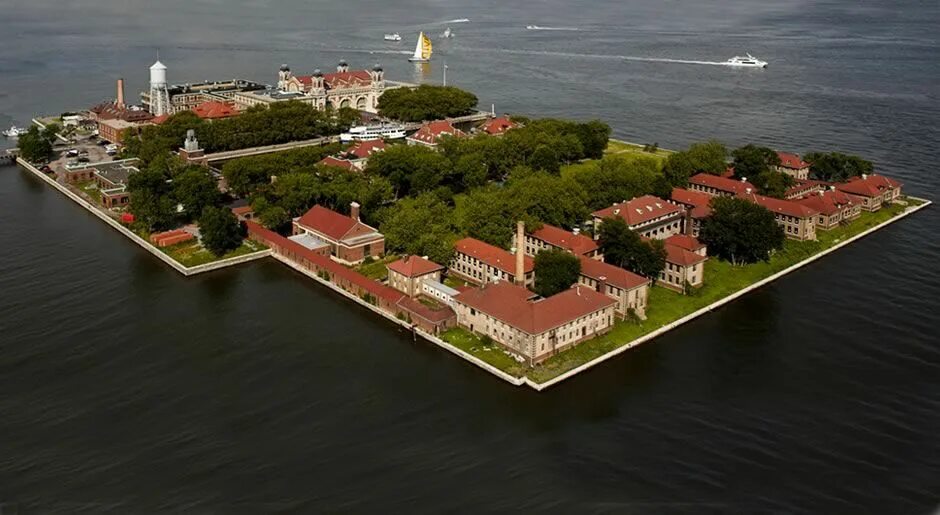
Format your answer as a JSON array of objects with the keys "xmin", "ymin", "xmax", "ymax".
[
  {"xmin": 482, "ymin": 117, "xmax": 516, "ymax": 135},
  {"xmin": 784, "ymin": 179, "xmax": 828, "ymax": 199},
  {"xmin": 318, "ymin": 156, "xmax": 356, "ymax": 170},
  {"xmin": 387, "ymin": 255, "xmax": 444, "ymax": 278},
  {"xmin": 454, "ymin": 282, "xmax": 615, "ymax": 335},
  {"xmin": 396, "ymin": 297, "xmax": 456, "ymax": 324},
  {"xmin": 530, "ymin": 224, "xmax": 598, "ymax": 256},
  {"xmin": 578, "ymin": 256, "xmax": 649, "ymax": 291},
  {"xmin": 664, "ymin": 234, "xmax": 705, "ymax": 253},
  {"xmin": 408, "ymin": 120, "xmax": 466, "ymax": 145},
  {"xmin": 689, "ymin": 173, "xmax": 757, "ymax": 196},
  {"xmin": 793, "ymin": 189, "xmax": 857, "ymax": 216},
  {"xmin": 592, "ymin": 195, "xmax": 684, "ymax": 226},
  {"xmin": 151, "ymin": 114, "xmax": 171, "ymax": 125},
  {"xmin": 346, "ymin": 139, "xmax": 386, "ymax": 159},
  {"xmin": 323, "ymin": 70, "xmax": 373, "ymax": 89},
  {"xmin": 663, "ymin": 242, "xmax": 708, "ymax": 267},
  {"xmin": 777, "ymin": 151, "xmax": 810, "ymax": 170},
  {"xmin": 192, "ymin": 100, "xmax": 239, "ymax": 120},
  {"xmin": 671, "ymin": 187, "xmax": 713, "ymax": 218},
  {"xmin": 737, "ymin": 192, "xmax": 819, "ymax": 218},
  {"xmin": 297, "ymin": 205, "xmax": 380, "ymax": 243},
  {"xmin": 835, "ymin": 174, "xmax": 902, "ymax": 198},
  {"xmin": 91, "ymin": 102, "xmax": 154, "ymax": 123},
  {"xmin": 454, "ymin": 238, "xmax": 534, "ymax": 275}
]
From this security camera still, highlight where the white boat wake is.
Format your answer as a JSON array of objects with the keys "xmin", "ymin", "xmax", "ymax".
[
  {"xmin": 442, "ymin": 18, "xmax": 470, "ymax": 24},
  {"xmin": 465, "ymin": 47, "xmax": 738, "ymax": 67},
  {"xmin": 526, "ymin": 25, "xmax": 580, "ymax": 31}
]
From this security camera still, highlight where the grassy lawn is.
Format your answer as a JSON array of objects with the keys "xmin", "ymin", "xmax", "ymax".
[
  {"xmin": 443, "ymin": 275, "xmax": 472, "ymax": 289},
  {"xmin": 604, "ymin": 139, "xmax": 674, "ymax": 159},
  {"xmin": 160, "ymin": 238, "xmax": 267, "ymax": 267},
  {"xmin": 355, "ymin": 254, "xmax": 399, "ymax": 281},
  {"xmin": 432, "ymin": 200, "xmax": 921, "ymax": 383},
  {"xmin": 74, "ymin": 180, "xmax": 102, "ymax": 205},
  {"xmin": 440, "ymin": 328, "xmax": 529, "ymax": 378}
]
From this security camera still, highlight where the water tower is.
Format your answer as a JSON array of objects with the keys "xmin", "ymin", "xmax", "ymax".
[{"xmin": 149, "ymin": 60, "xmax": 170, "ymax": 116}]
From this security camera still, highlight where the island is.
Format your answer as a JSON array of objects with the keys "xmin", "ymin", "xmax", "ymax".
[{"xmin": 11, "ymin": 58, "xmax": 931, "ymax": 390}]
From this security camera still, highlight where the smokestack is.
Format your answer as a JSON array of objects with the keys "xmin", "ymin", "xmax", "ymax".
[
  {"xmin": 350, "ymin": 201, "xmax": 360, "ymax": 221},
  {"xmin": 597, "ymin": 275, "xmax": 607, "ymax": 294},
  {"xmin": 515, "ymin": 220, "xmax": 525, "ymax": 286},
  {"xmin": 116, "ymin": 78, "xmax": 125, "ymax": 109}
]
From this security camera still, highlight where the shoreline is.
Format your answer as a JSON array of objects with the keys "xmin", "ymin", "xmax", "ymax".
[
  {"xmin": 16, "ymin": 158, "xmax": 271, "ymax": 275},
  {"xmin": 16, "ymin": 154, "xmax": 932, "ymax": 391}
]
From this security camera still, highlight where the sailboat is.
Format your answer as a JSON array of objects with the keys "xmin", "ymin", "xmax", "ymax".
[{"xmin": 408, "ymin": 31, "xmax": 433, "ymax": 62}]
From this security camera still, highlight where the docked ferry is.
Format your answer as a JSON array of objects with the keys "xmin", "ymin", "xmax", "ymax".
[
  {"xmin": 2, "ymin": 125, "xmax": 29, "ymax": 138},
  {"xmin": 340, "ymin": 124, "xmax": 406, "ymax": 142}
]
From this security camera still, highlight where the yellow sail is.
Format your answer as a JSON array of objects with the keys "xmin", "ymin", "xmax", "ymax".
[{"xmin": 421, "ymin": 33, "xmax": 433, "ymax": 59}]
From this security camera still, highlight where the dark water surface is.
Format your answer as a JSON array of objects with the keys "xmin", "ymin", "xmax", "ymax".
[{"xmin": 1, "ymin": 1, "xmax": 939, "ymax": 513}]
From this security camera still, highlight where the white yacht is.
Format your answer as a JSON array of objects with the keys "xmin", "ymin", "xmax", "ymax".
[
  {"xmin": 441, "ymin": 27, "xmax": 454, "ymax": 39},
  {"xmin": 384, "ymin": 33, "xmax": 401, "ymax": 42},
  {"xmin": 340, "ymin": 124, "xmax": 406, "ymax": 142},
  {"xmin": 725, "ymin": 53, "xmax": 768, "ymax": 68},
  {"xmin": 2, "ymin": 125, "xmax": 28, "ymax": 138}
]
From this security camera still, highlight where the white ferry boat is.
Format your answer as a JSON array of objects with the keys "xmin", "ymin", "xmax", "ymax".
[
  {"xmin": 384, "ymin": 33, "xmax": 401, "ymax": 42},
  {"xmin": 725, "ymin": 53, "xmax": 768, "ymax": 68},
  {"xmin": 2, "ymin": 125, "xmax": 29, "ymax": 138},
  {"xmin": 340, "ymin": 124, "xmax": 406, "ymax": 142}
]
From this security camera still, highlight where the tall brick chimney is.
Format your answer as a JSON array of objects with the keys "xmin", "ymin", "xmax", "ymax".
[
  {"xmin": 116, "ymin": 78, "xmax": 125, "ymax": 109},
  {"xmin": 515, "ymin": 220, "xmax": 525, "ymax": 285},
  {"xmin": 350, "ymin": 201, "xmax": 361, "ymax": 221}
]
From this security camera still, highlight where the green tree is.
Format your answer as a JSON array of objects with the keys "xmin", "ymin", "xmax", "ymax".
[
  {"xmin": 699, "ymin": 196, "xmax": 785, "ymax": 265},
  {"xmin": 16, "ymin": 125, "xmax": 54, "ymax": 163},
  {"xmin": 803, "ymin": 152, "xmax": 873, "ymax": 182},
  {"xmin": 366, "ymin": 144, "xmax": 451, "ymax": 197},
  {"xmin": 662, "ymin": 140, "xmax": 728, "ymax": 186},
  {"xmin": 377, "ymin": 193, "xmax": 458, "ymax": 265},
  {"xmin": 565, "ymin": 154, "xmax": 664, "ymax": 211},
  {"xmin": 173, "ymin": 168, "xmax": 221, "ymax": 221},
  {"xmin": 597, "ymin": 217, "xmax": 666, "ymax": 279},
  {"xmin": 128, "ymin": 167, "xmax": 178, "ymax": 230},
  {"xmin": 533, "ymin": 249, "xmax": 582, "ymax": 297},
  {"xmin": 198, "ymin": 206, "xmax": 244, "ymax": 256},
  {"xmin": 752, "ymin": 170, "xmax": 795, "ymax": 199},
  {"xmin": 377, "ymin": 85, "xmax": 478, "ymax": 121},
  {"xmin": 731, "ymin": 144, "xmax": 780, "ymax": 181}
]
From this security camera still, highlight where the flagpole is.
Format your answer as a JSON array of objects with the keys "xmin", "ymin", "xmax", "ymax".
[{"xmin": 443, "ymin": 60, "xmax": 448, "ymax": 86}]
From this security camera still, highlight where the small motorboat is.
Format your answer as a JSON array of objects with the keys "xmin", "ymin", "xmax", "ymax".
[{"xmin": 384, "ymin": 33, "xmax": 402, "ymax": 41}]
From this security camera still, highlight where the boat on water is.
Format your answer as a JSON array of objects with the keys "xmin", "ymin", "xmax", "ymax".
[
  {"xmin": 408, "ymin": 32, "xmax": 433, "ymax": 62},
  {"xmin": 2, "ymin": 125, "xmax": 28, "ymax": 138},
  {"xmin": 384, "ymin": 33, "xmax": 401, "ymax": 41},
  {"xmin": 441, "ymin": 27, "xmax": 454, "ymax": 39},
  {"xmin": 725, "ymin": 53, "xmax": 768, "ymax": 68},
  {"xmin": 525, "ymin": 25, "xmax": 541, "ymax": 30},
  {"xmin": 340, "ymin": 124, "xmax": 407, "ymax": 142}
]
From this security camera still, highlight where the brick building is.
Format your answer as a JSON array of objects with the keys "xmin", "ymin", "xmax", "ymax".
[
  {"xmin": 688, "ymin": 173, "xmax": 756, "ymax": 198},
  {"xmin": 387, "ymin": 255, "xmax": 445, "ymax": 297},
  {"xmin": 513, "ymin": 223, "xmax": 601, "ymax": 259},
  {"xmin": 453, "ymin": 282, "xmax": 617, "ymax": 365},
  {"xmin": 737, "ymin": 192, "xmax": 818, "ymax": 241},
  {"xmin": 658, "ymin": 234, "xmax": 708, "ymax": 293},
  {"xmin": 793, "ymin": 189, "xmax": 862, "ymax": 230},
  {"xmin": 577, "ymin": 256, "xmax": 650, "ymax": 319},
  {"xmin": 591, "ymin": 195, "xmax": 686, "ymax": 240},
  {"xmin": 407, "ymin": 120, "xmax": 466, "ymax": 147},
  {"xmin": 775, "ymin": 151, "xmax": 811, "ymax": 180},
  {"xmin": 292, "ymin": 203, "xmax": 385, "ymax": 264},
  {"xmin": 835, "ymin": 174, "xmax": 903, "ymax": 212},
  {"xmin": 670, "ymin": 187, "xmax": 714, "ymax": 237},
  {"xmin": 450, "ymin": 237, "xmax": 535, "ymax": 287}
]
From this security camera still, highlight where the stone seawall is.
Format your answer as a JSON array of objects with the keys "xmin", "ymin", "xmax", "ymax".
[{"xmin": 17, "ymin": 158, "xmax": 270, "ymax": 275}]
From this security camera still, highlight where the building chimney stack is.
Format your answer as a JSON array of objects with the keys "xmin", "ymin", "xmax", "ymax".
[
  {"xmin": 116, "ymin": 78, "xmax": 126, "ymax": 109},
  {"xmin": 515, "ymin": 220, "xmax": 525, "ymax": 286},
  {"xmin": 350, "ymin": 201, "xmax": 361, "ymax": 221}
]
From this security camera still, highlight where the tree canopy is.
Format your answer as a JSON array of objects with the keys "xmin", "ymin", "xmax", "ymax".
[
  {"xmin": 533, "ymin": 249, "xmax": 582, "ymax": 298},
  {"xmin": 124, "ymin": 101, "xmax": 356, "ymax": 164},
  {"xmin": 16, "ymin": 124, "xmax": 59, "ymax": 163},
  {"xmin": 376, "ymin": 193, "xmax": 459, "ymax": 265},
  {"xmin": 662, "ymin": 140, "xmax": 728, "ymax": 187},
  {"xmin": 597, "ymin": 217, "xmax": 666, "ymax": 279},
  {"xmin": 366, "ymin": 144, "xmax": 453, "ymax": 198},
  {"xmin": 804, "ymin": 152, "xmax": 873, "ymax": 182},
  {"xmin": 198, "ymin": 206, "xmax": 245, "ymax": 256},
  {"xmin": 699, "ymin": 196, "xmax": 785, "ymax": 265},
  {"xmin": 377, "ymin": 85, "xmax": 478, "ymax": 121},
  {"xmin": 732, "ymin": 144, "xmax": 792, "ymax": 198},
  {"xmin": 222, "ymin": 143, "xmax": 343, "ymax": 196},
  {"xmin": 564, "ymin": 154, "xmax": 670, "ymax": 211}
]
